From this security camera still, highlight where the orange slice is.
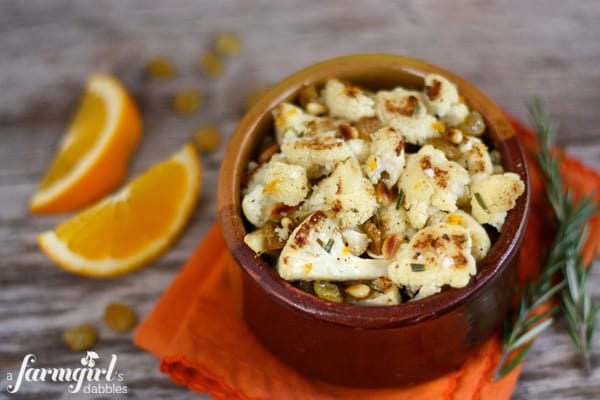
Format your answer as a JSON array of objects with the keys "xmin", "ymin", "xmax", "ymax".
[
  {"xmin": 38, "ymin": 144, "xmax": 201, "ymax": 277},
  {"xmin": 30, "ymin": 73, "xmax": 142, "ymax": 213}
]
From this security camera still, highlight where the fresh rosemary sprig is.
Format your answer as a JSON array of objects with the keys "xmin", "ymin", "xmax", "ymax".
[
  {"xmin": 529, "ymin": 97, "xmax": 599, "ymax": 376},
  {"xmin": 493, "ymin": 235, "xmax": 566, "ymax": 380},
  {"xmin": 493, "ymin": 98, "xmax": 599, "ymax": 380}
]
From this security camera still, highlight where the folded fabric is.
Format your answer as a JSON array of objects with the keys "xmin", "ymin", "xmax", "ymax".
[{"xmin": 134, "ymin": 116, "xmax": 600, "ymax": 400}]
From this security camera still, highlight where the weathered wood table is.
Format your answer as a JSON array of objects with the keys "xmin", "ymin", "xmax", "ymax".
[{"xmin": 1, "ymin": 1, "xmax": 599, "ymax": 399}]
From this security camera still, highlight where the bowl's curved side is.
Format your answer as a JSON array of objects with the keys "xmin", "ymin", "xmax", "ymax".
[{"xmin": 239, "ymin": 241, "xmax": 522, "ymax": 387}]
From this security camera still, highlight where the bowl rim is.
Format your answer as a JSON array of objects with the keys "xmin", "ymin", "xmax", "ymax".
[{"xmin": 217, "ymin": 54, "xmax": 530, "ymax": 329}]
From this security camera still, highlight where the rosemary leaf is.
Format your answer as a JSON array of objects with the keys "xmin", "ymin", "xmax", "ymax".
[
  {"xmin": 497, "ymin": 342, "xmax": 533, "ymax": 379},
  {"xmin": 522, "ymin": 307, "xmax": 559, "ymax": 331},
  {"xmin": 410, "ymin": 263, "xmax": 425, "ymax": 272},
  {"xmin": 509, "ymin": 318, "xmax": 554, "ymax": 352},
  {"xmin": 474, "ymin": 192, "xmax": 489, "ymax": 213},
  {"xmin": 530, "ymin": 280, "xmax": 566, "ymax": 310},
  {"xmin": 324, "ymin": 238, "xmax": 334, "ymax": 253},
  {"xmin": 494, "ymin": 98, "xmax": 599, "ymax": 380},
  {"xmin": 396, "ymin": 190, "xmax": 404, "ymax": 210},
  {"xmin": 412, "ymin": 102, "xmax": 421, "ymax": 117},
  {"xmin": 368, "ymin": 282, "xmax": 385, "ymax": 294},
  {"xmin": 529, "ymin": 97, "xmax": 599, "ymax": 376}
]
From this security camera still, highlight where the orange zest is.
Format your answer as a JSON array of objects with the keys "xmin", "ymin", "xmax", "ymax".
[
  {"xmin": 38, "ymin": 144, "xmax": 201, "ymax": 277},
  {"xmin": 30, "ymin": 73, "xmax": 142, "ymax": 213}
]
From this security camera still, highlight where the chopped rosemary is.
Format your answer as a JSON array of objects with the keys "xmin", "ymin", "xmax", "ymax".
[
  {"xmin": 474, "ymin": 192, "xmax": 489, "ymax": 213},
  {"xmin": 324, "ymin": 238, "xmax": 334, "ymax": 253},
  {"xmin": 396, "ymin": 190, "xmax": 404, "ymax": 210},
  {"xmin": 368, "ymin": 282, "xmax": 385, "ymax": 293},
  {"xmin": 493, "ymin": 98, "xmax": 599, "ymax": 380},
  {"xmin": 374, "ymin": 207, "xmax": 381, "ymax": 228},
  {"xmin": 410, "ymin": 263, "xmax": 425, "ymax": 272},
  {"xmin": 413, "ymin": 102, "xmax": 421, "ymax": 117}
]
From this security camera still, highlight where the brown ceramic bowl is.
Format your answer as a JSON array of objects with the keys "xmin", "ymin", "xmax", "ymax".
[{"xmin": 217, "ymin": 54, "xmax": 530, "ymax": 387}]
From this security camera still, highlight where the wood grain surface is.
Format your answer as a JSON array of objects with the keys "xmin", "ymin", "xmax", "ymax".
[{"xmin": 1, "ymin": 1, "xmax": 599, "ymax": 399}]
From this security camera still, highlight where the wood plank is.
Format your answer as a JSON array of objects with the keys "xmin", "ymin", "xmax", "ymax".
[{"xmin": 1, "ymin": 1, "xmax": 599, "ymax": 399}]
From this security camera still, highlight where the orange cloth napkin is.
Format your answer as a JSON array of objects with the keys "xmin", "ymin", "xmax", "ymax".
[{"xmin": 134, "ymin": 117, "xmax": 600, "ymax": 400}]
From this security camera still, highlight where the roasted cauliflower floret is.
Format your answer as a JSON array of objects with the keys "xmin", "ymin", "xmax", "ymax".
[
  {"xmin": 380, "ymin": 203, "xmax": 410, "ymax": 239},
  {"xmin": 363, "ymin": 126, "xmax": 405, "ymax": 188},
  {"xmin": 303, "ymin": 157, "xmax": 377, "ymax": 228},
  {"xmin": 442, "ymin": 103, "xmax": 469, "ymax": 127},
  {"xmin": 272, "ymin": 102, "xmax": 318, "ymax": 144},
  {"xmin": 277, "ymin": 211, "xmax": 389, "ymax": 281},
  {"xmin": 443, "ymin": 210, "xmax": 491, "ymax": 261},
  {"xmin": 262, "ymin": 161, "xmax": 309, "ymax": 205},
  {"xmin": 323, "ymin": 79, "xmax": 376, "ymax": 122},
  {"xmin": 242, "ymin": 185, "xmax": 272, "ymax": 227},
  {"xmin": 470, "ymin": 172, "xmax": 525, "ymax": 230},
  {"xmin": 341, "ymin": 227, "xmax": 369, "ymax": 256},
  {"xmin": 281, "ymin": 131, "xmax": 353, "ymax": 178},
  {"xmin": 399, "ymin": 145, "xmax": 470, "ymax": 229},
  {"xmin": 375, "ymin": 87, "xmax": 426, "ymax": 120},
  {"xmin": 243, "ymin": 154, "xmax": 287, "ymax": 194},
  {"xmin": 423, "ymin": 74, "xmax": 460, "ymax": 117},
  {"xmin": 241, "ymin": 159, "xmax": 308, "ymax": 227},
  {"xmin": 389, "ymin": 115, "xmax": 440, "ymax": 145},
  {"xmin": 346, "ymin": 138, "xmax": 370, "ymax": 164},
  {"xmin": 388, "ymin": 222, "xmax": 476, "ymax": 299},
  {"xmin": 272, "ymin": 102, "xmax": 338, "ymax": 144},
  {"xmin": 457, "ymin": 137, "xmax": 493, "ymax": 176},
  {"xmin": 374, "ymin": 87, "xmax": 439, "ymax": 145}
]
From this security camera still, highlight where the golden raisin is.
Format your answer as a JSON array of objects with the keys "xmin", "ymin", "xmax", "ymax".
[
  {"xmin": 146, "ymin": 56, "xmax": 175, "ymax": 80},
  {"xmin": 104, "ymin": 303, "xmax": 137, "ymax": 333},
  {"xmin": 214, "ymin": 32, "xmax": 243, "ymax": 56},
  {"xmin": 262, "ymin": 221, "xmax": 286, "ymax": 251},
  {"xmin": 460, "ymin": 112, "xmax": 486, "ymax": 136},
  {"xmin": 200, "ymin": 52, "xmax": 223, "ymax": 77},
  {"xmin": 425, "ymin": 137, "xmax": 462, "ymax": 160},
  {"xmin": 63, "ymin": 323, "xmax": 98, "ymax": 351},
  {"xmin": 363, "ymin": 220, "xmax": 383, "ymax": 255},
  {"xmin": 297, "ymin": 84, "xmax": 319, "ymax": 108},
  {"xmin": 355, "ymin": 116, "xmax": 383, "ymax": 141},
  {"xmin": 173, "ymin": 89, "xmax": 203, "ymax": 115},
  {"xmin": 194, "ymin": 125, "xmax": 221, "ymax": 152},
  {"xmin": 314, "ymin": 281, "xmax": 343, "ymax": 303}
]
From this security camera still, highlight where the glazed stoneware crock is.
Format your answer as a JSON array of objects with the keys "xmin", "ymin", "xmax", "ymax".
[{"xmin": 217, "ymin": 54, "xmax": 530, "ymax": 387}]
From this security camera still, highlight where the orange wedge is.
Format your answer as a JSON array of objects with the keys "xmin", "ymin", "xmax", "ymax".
[
  {"xmin": 30, "ymin": 73, "xmax": 142, "ymax": 213},
  {"xmin": 38, "ymin": 144, "xmax": 201, "ymax": 277}
]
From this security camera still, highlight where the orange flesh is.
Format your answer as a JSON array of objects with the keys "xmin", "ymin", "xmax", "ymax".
[
  {"xmin": 55, "ymin": 161, "xmax": 187, "ymax": 260},
  {"xmin": 40, "ymin": 92, "xmax": 107, "ymax": 188}
]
